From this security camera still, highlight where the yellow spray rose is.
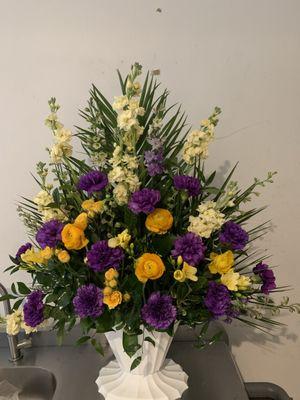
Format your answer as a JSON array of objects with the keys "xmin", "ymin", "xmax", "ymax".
[
  {"xmin": 82, "ymin": 199, "xmax": 104, "ymax": 217},
  {"xmin": 61, "ymin": 224, "xmax": 88, "ymax": 250},
  {"xmin": 103, "ymin": 291, "xmax": 122, "ymax": 309},
  {"xmin": 105, "ymin": 267, "xmax": 119, "ymax": 281},
  {"xmin": 135, "ymin": 253, "xmax": 165, "ymax": 283},
  {"xmin": 74, "ymin": 212, "xmax": 88, "ymax": 230},
  {"xmin": 103, "ymin": 286, "xmax": 113, "ymax": 296},
  {"xmin": 56, "ymin": 249, "xmax": 70, "ymax": 263},
  {"xmin": 220, "ymin": 269, "xmax": 240, "ymax": 291},
  {"xmin": 145, "ymin": 208, "xmax": 173, "ymax": 234},
  {"xmin": 209, "ymin": 251, "xmax": 234, "ymax": 275}
]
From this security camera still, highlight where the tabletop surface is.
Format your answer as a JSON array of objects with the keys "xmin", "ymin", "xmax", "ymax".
[{"xmin": 0, "ymin": 333, "xmax": 250, "ymax": 400}]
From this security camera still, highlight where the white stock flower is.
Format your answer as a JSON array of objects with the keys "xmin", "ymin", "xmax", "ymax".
[
  {"xmin": 42, "ymin": 208, "xmax": 66, "ymax": 222},
  {"xmin": 113, "ymin": 183, "xmax": 129, "ymax": 205},
  {"xmin": 117, "ymin": 110, "xmax": 138, "ymax": 131},
  {"xmin": 54, "ymin": 127, "xmax": 72, "ymax": 143},
  {"xmin": 6, "ymin": 310, "xmax": 23, "ymax": 336},
  {"xmin": 33, "ymin": 190, "xmax": 53, "ymax": 208},
  {"xmin": 50, "ymin": 142, "xmax": 73, "ymax": 163},
  {"xmin": 112, "ymin": 96, "xmax": 129, "ymax": 111},
  {"xmin": 188, "ymin": 201, "xmax": 225, "ymax": 238},
  {"xmin": 183, "ymin": 128, "xmax": 215, "ymax": 164}
]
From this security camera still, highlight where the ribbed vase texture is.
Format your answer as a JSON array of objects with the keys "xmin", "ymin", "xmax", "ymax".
[{"xmin": 96, "ymin": 325, "xmax": 189, "ymax": 400}]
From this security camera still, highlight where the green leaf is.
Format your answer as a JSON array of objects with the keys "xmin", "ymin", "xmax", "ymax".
[
  {"xmin": 17, "ymin": 282, "xmax": 31, "ymax": 295},
  {"xmin": 13, "ymin": 298, "xmax": 23, "ymax": 310},
  {"xmin": 91, "ymin": 338, "xmax": 104, "ymax": 356},
  {"xmin": 144, "ymin": 336, "xmax": 155, "ymax": 347},
  {"xmin": 0, "ymin": 294, "xmax": 17, "ymax": 302},
  {"xmin": 123, "ymin": 331, "xmax": 141, "ymax": 357},
  {"xmin": 76, "ymin": 335, "xmax": 91, "ymax": 345},
  {"xmin": 130, "ymin": 356, "xmax": 142, "ymax": 371}
]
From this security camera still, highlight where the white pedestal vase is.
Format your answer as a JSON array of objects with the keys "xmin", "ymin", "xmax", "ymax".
[{"xmin": 96, "ymin": 325, "xmax": 188, "ymax": 400}]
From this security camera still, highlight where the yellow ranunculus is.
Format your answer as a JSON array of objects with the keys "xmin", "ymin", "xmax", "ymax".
[
  {"xmin": 56, "ymin": 249, "xmax": 70, "ymax": 263},
  {"xmin": 220, "ymin": 269, "xmax": 240, "ymax": 291},
  {"xmin": 103, "ymin": 291, "xmax": 122, "ymax": 309},
  {"xmin": 74, "ymin": 213, "xmax": 88, "ymax": 230},
  {"xmin": 145, "ymin": 208, "xmax": 173, "ymax": 235},
  {"xmin": 61, "ymin": 224, "xmax": 89, "ymax": 250},
  {"xmin": 81, "ymin": 199, "xmax": 104, "ymax": 217},
  {"xmin": 135, "ymin": 253, "xmax": 165, "ymax": 283},
  {"xmin": 209, "ymin": 250, "xmax": 234, "ymax": 275},
  {"xmin": 105, "ymin": 267, "xmax": 119, "ymax": 281}
]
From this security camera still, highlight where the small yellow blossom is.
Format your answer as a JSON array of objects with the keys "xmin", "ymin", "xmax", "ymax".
[
  {"xmin": 81, "ymin": 199, "xmax": 104, "ymax": 217},
  {"xmin": 123, "ymin": 292, "xmax": 131, "ymax": 302},
  {"xmin": 108, "ymin": 279, "xmax": 118, "ymax": 288},
  {"xmin": 221, "ymin": 269, "xmax": 240, "ymax": 291},
  {"xmin": 105, "ymin": 268, "xmax": 119, "ymax": 281},
  {"xmin": 74, "ymin": 213, "xmax": 88, "ymax": 231},
  {"xmin": 21, "ymin": 247, "xmax": 53, "ymax": 264},
  {"xmin": 103, "ymin": 291, "xmax": 122, "ymax": 309},
  {"xmin": 56, "ymin": 249, "xmax": 70, "ymax": 263},
  {"xmin": 103, "ymin": 287, "xmax": 113, "ymax": 296},
  {"xmin": 209, "ymin": 251, "xmax": 234, "ymax": 275},
  {"xmin": 237, "ymin": 275, "xmax": 251, "ymax": 290},
  {"xmin": 174, "ymin": 262, "xmax": 198, "ymax": 283},
  {"xmin": 108, "ymin": 229, "xmax": 131, "ymax": 249}
]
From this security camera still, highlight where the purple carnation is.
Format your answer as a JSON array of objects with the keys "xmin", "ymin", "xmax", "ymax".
[
  {"xmin": 23, "ymin": 290, "xmax": 44, "ymax": 327},
  {"xmin": 128, "ymin": 188, "xmax": 161, "ymax": 214},
  {"xmin": 87, "ymin": 240, "xmax": 124, "ymax": 272},
  {"xmin": 144, "ymin": 149, "xmax": 164, "ymax": 177},
  {"xmin": 253, "ymin": 262, "xmax": 276, "ymax": 295},
  {"xmin": 219, "ymin": 221, "xmax": 249, "ymax": 251},
  {"xmin": 204, "ymin": 282, "xmax": 232, "ymax": 318},
  {"xmin": 73, "ymin": 284, "xmax": 104, "ymax": 318},
  {"xmin": 173, "ymin": 175, "xmax": 201, "ymax": 197},
  {"xmin": 15, "ymin": 242, "xmax": 32, "ymax": 263},
  {"xmin": 141, "ymin": 292, "xmax": 177, "ymax": 330},
  {"xmin": 171, "ymin": 232, "xmax": 206, "ymax": 266},
  {"xmin": 36, "ymin": 220, "xmax": 64, "ymax": 249},
  {"xmin": 77, "ymin": 170, "xmax": 108, "ymax": 194}
]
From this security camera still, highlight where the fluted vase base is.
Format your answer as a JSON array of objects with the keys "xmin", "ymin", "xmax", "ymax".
[{"xmin": 96, "ymin": 358, "xmax": 188, "ymax": 400}]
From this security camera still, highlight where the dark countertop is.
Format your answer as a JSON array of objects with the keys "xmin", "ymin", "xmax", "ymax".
[{"xmin": 0, "ymin": 325, "xmax": 250, "ymax": 400}]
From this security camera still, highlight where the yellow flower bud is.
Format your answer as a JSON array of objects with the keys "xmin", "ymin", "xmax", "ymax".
[
  {"xmin": 108, "ymin": 279, "xmax": 118, "ymax": 289},
  {"xmin": 174, "ymin": 270, "xmax": 186, "ymax": 283},
  {"xmin": 123, "ymin": 292, "xmax": 131, "ymax": 302},
  {"xmin": 103, "ymin": 286, "xmax": 113, "ymax": 296},
  {"xmin": 105, "ymin": 268, "xmax": 119, "ymax": 281},
  {"xmin": 56, "ymin": 250, "xmax": 70, "ymax": 263},
  {"xmin": 177, "ymin": 256, "xmax": 183, "ymax": 266}
]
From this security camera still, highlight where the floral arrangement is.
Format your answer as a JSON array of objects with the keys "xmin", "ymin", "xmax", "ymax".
[{"xmin": 1, "ymin": 63, "xmax": 299, "ymax": 368}]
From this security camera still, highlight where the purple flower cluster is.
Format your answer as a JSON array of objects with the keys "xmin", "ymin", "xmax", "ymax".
[
  {"xmin": 87, "ymin": 240, "xmax": 124, "ymax": 272},
  {"xmin": 219, "ymin": 221, "xmax": 249, "ymax": 251},
  {"xmin": 36, "ymin": 220, "xmax": 64, "ymax": 249},
  {"xmin": 173, "ymin": 175, "xmax": 201, "ymax": 197},
  {"xmin": 204, "ymin": 282, "xmax": 232, "ymax": 318},
  {"xmin": 15, "ymin": 242, "xmax": 32, "ymax": 263},
  {"xmin": 141, "ymin": 292, "xmax": 177, "ymax": 330},
  {"xmin": 172, "ymin": 232, "xmax": 206, "ymax": 266},
  {"xmin": 73, "ymin": 284, "xmax": 104, "ymax": 318},
  {"xmin": 77, "ymin": 170, "xmax": 108, "ymax": 194},
  {"xmin": 144, "ymin": 149, "xmax": 164, "ymax": 177},
  {"xmin": 128, "ymin": 188, "xmax": 161, "ymax": 214},
  {"xmin": 253, "ymin": 262, "xmax": 276, "ymax": 294},
  {"xmin": 23, "ymin": 290, "xmax": 44, "ymax": 327}
]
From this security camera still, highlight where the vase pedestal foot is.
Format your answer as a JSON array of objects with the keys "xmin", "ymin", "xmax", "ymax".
[{"xmin": 96, "ymin": 358, "xmax": 188, "ymax": 400}]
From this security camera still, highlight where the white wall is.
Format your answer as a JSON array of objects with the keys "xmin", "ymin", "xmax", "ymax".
[{"xmin": 1, "ymin": 0, "xmax": 299, "ymax": 397}]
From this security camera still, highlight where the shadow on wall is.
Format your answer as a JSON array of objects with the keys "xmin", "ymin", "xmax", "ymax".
[{"xmin": 225, "ymin": 319, "xmax": 298, "ymax": 351}]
